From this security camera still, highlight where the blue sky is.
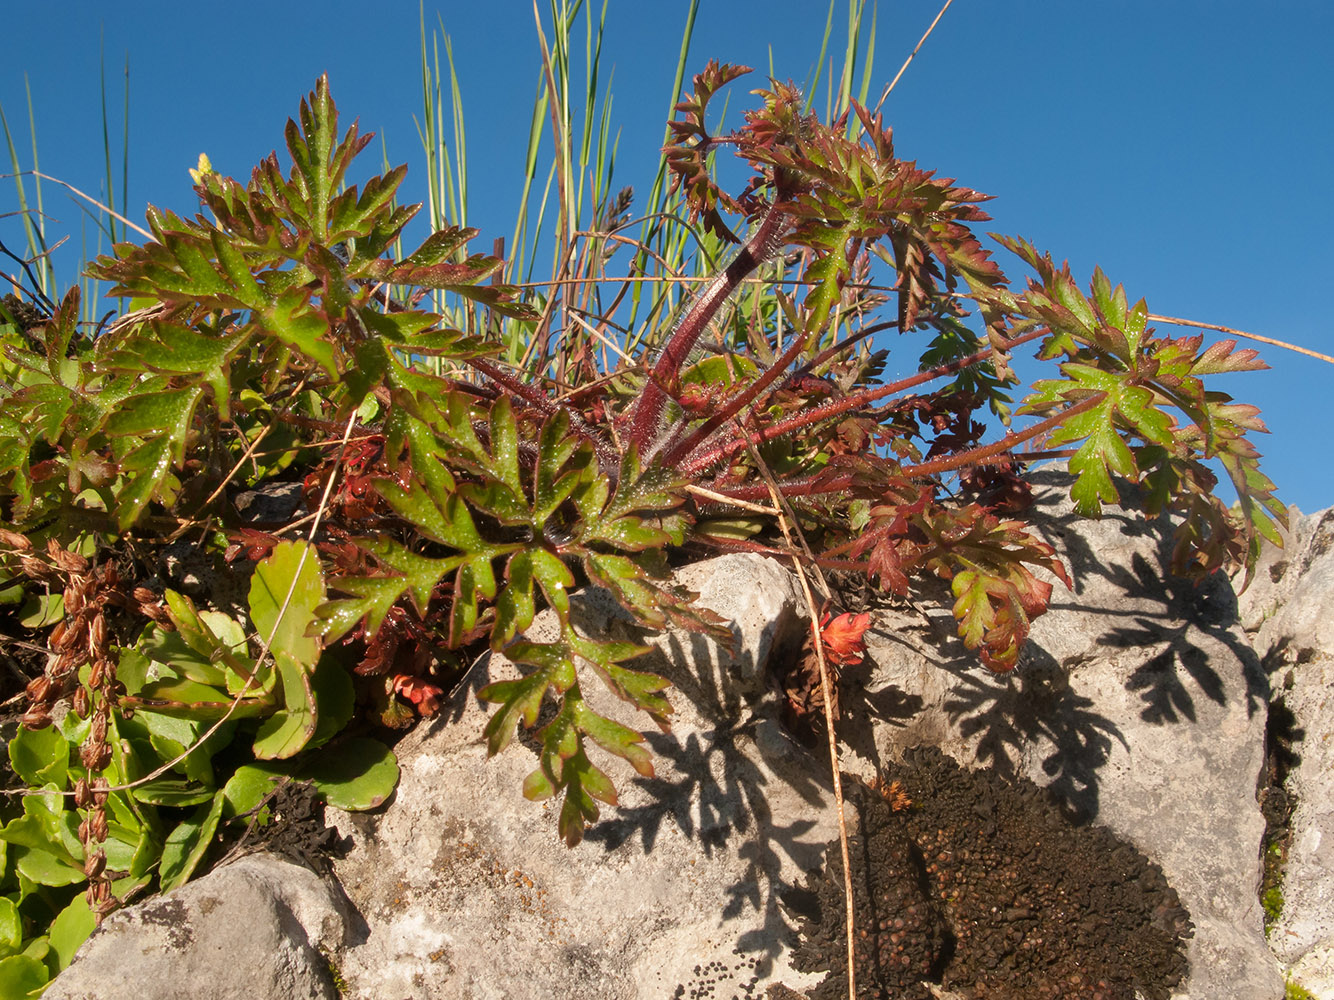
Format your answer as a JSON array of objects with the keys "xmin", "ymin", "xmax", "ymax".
[{"xmin": 3, "ymin": 1, "xmax": 1332, "ymax": 514}]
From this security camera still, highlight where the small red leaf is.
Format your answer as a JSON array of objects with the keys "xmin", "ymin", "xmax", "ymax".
[{"xmin": 819, "ymin": 611, "xmax": 871, "ymax": 666}]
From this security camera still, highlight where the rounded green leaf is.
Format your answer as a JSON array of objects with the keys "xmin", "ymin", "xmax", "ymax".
[
  {"xmin": 130, "ymin": 778, "xmax": 218, "ymax": 809},
  {"xmin": 303, "ymin": 737, "xmax": 399, "ymax": 811},
  {"xmin": 251, "ymin": 653, "xmax": 317, "ymax": 759},
  {"xmin": 249, "ymin": 540, "xmax": 325, "ymax": 666},
  {"xmin": 47, "ymin": 894, "xmax": 96, "ymax": 972},
  {"xmin": 12, "ymin": 846, "xmax": 83, "ymax": 887},
  {"xmin": 0, "ymin": 897, "xmax": 20, "ymax": 958},
  {"xmin": 221, "ymin": 762, "xmax": 288, "ymax": 819},
  {"xmin": 307, "ymin": 656, "xmax": 355, "ymax": 749},
  {"xmin": 7, "ymin": 725, "xmax": 69, "ymax": 788},
  {"xmin": 159, "ymin": 791, "xmax": 225, "ymax": 892},
  {"xmin": 0, "ymin": 954, "xmax": 48, "ymax": 999}
]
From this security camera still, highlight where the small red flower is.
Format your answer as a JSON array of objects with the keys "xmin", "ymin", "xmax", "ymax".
[
  {"xmin": 818, "ymin": 611, "xmax": 871, "ymax": 666},
  {"xmin": 392, "ymin": 674, "xmax": 446, "ymax": 717}
]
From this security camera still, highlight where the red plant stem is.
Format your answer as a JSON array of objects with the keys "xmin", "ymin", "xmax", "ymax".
[
  {"xmin": 627, "ymin": 201, "xmax": 788, "ymax": 451},
  {"xmin": 662, "ymin": 318, "xmax": 813, "ymax": 467},
  {"xmin": 900, "ymin": 393, "xmax": 1105, "ymax": 478},
  {"xmin": 703, "ymin": 471, "xmax": 858, "ymax": 504},
  {"xmin": 781, "ymin": 320, "xmax": 900, "ymax": 387},
  {"xmin": 697, "ymin": 397, "xmax": 1101, "ymax": 519},
  {"xmin": 680, "ymin": 328, "xmax": 1046, "ymax": 475},
  {"xmin": 820, "ymin": 520, "xmax": 895, "ymax": 561},
  {"xmin": 468, "ymin": 357, "xmax": 562, "ymax": 417},
  {"xmin": 664, "ymin": 318, "xmax": 905, "ymax": 469}
]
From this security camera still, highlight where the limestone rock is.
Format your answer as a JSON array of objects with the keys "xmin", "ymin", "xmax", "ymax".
[
  {"xmin": 44, "ymin": 484, "xmax": 1300, "ymax": 1000},
  {"xmin": 44, "ymin": 854, "xmax": 347, "ymax": 1000},
  {"xmin": 1237, "ymin": 505, "xmax": 1334, "ymax": 996},
  {"xmin": 842, "ymin": 470, "xmax": 1283, "ymax": 1000},
  {"xmin": 328, "ymin": 552, "xmax": 835, "ymax": 1000}
]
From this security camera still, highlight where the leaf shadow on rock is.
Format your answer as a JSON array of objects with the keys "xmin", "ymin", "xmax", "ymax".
[
  {"xmin": 581, "ymin": 625, "xmax": 836, "ymax": 976},
  {"xmin": 940, "ymin": 639, "xmax": 1128, "ymax": 824},
  {"xmin": 828, "ymin": 644, "xmax": 926, "ymax": 773},
  {"xmin": 1026, "ymin": 470, "xmax": 1268, "ymax": 724}
]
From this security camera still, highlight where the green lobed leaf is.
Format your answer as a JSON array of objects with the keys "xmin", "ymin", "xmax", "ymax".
[
  {"xmin": 478, "ymin": 644, "xmax": 577, "ymax": 755},
  {"xmin": 568, "ymin": 633, "xmax": 668, "ymax": 726},
  {"xmin": 260, "ymin": 290, "xmax": 337, "ymax": 378}
]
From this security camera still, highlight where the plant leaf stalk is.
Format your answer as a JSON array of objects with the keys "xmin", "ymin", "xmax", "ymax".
[{"xmin": 627, "ymin": 200, "xmax": 788, "ymax": 454}]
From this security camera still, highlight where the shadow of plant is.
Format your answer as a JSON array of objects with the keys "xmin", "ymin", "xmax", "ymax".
[
  {"xmin": 580, "ymin": 625, "xmax": 834, "ymax": 976},
  {"xmin": 1025, "ymin": 469, "xmax": 1269, "ymax": 725},
  {"xmin": 941, "ymin": 642, "xmax": 1127, "ymax": 824}
]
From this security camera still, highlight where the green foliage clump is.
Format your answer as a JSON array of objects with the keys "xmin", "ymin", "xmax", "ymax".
[
  {"xmin": 0, "ymin": 56, "xmax": 1284, "ymax": 976},
  {"xmin": 1263, "ymin": 885, "xmax": 1285, "ymax": 928}
]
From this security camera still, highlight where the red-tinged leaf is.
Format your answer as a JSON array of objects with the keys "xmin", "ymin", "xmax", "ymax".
[
  {"xmin": 479, "ymin": 656, "xmax": 563, "ymax": 756},
  {"xmin": 866, "ymin": 536, "xmax": 911, "ymax": 595},
  {"xmin": 569, "ymin": 634, "xmax": 670, "ymax": 725},
  {"xmin": 577, "ymin": 709, "xmax": 654, "ymax": 779},
  {"xmin": 1191, "ymin": 339, "xmax": 1268, "ymax": 375},
  {"xmin": 818, "ymin": 612, "xmax": 871, "ymax": 666}
]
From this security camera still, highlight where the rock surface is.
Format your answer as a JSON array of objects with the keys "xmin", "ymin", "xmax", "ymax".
[
  {"xmin": 44, "ymin": 854, "xmax": 347, "ymax": 1000},
  {"xmin": 327, "ymin": 553, "xmax": 838, "ymax": 1000},
  {"xmin": 48, "ymin": 477, "xmax": 1321, "ymax": 1000},
  {"xmin": 1237, "ymin": 505, "xmax": 1334, "ymax": 997},
  {"xmin": 836, "ymin": 470, "xmax": 1281, "ymax": 999}
]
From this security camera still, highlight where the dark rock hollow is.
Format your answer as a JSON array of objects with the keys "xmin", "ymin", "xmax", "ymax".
[{"xmin": 790, "ymin": 747, "xmax": 1192, "ymax": 1000}]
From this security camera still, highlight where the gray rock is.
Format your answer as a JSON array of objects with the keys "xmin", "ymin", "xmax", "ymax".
[
  {"xmin": 1237, "ymin": 505, "xmax": 1334, "ymax": 996},
  {"xmin": 46, "ymin": 483, "xmax": 1299, "ymax": 1000},
  {"xmin": 328, "ymin": 553, "xmax": 837, "ymax": 1000},
  {"xmin": 44, "ymin": 854, "xmax": 347, "ymax": 1000},
  {"xmin": 841, "ymin": 470, "xmax": 1283, "ymax": 1000},
  {"xmin": 1236, "ymin": 505, "xmax": 1334, "ymax": 658}
]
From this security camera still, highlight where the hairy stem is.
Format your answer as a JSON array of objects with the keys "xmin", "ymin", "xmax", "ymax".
[
  {"xmin": 680, "ymin": 327, "xmax": 1045, "ymax": 475},
  {"xmin": 627, "ymin": 200, "xmax": 788, "ymax": 451},
  {"xmin": 900, "ymin": 393, "xmax": 1106, "ymax": 478}
]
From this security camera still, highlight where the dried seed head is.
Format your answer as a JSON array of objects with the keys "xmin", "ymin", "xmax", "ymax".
[
  {"xmin": 95, "ymin": 890, "xmax": 117, "ymax": 918},
  {"xmin": 0, "ymin": 527, "xmax": 32, "ymax": 550},
  {"xmin": 51, "ymin": 650, "xmax": 82, "ymax": 679},
  {"xmin": 74, "ymin": 777, "xmax": 93, "ymax": 809},
  {"xmin": 48, "ymin": 542, "xmax": 89, "ymax": 574},
  {"xmin": 83, "ymin": 850, "xmax": 106, "ymax": 878},
  {"xmin": 90, "ymin": 777, "xmax": 110, "ymax": 806},
  {"xmin": 72, "ymin": 686, "xmax": 91, "ymax": 718},
  {"xmin": 89, "ymin": 613, "xmax": 107, "ymax": 652},
  {"xmin": 26, "ymin": 674, "xmax": 53, "ymax": 703},
  {"xmin": 80, "ymin": 740, "xmax": 112, "ymax": 771},
  {"xmin": 88, "ymin": 809, "xmax": 108, "ymax": 843},
  {"xmin": 20, "ymin": 708, "xmax": 52, "ymax": 730},
  {"xmin": 20, "ymin": 555, "xmax": 55, "ymax": 580}
]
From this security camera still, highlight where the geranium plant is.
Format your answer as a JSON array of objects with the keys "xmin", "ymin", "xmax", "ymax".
[{"xmin": 0, "ymin": 53, "xmax": 1282, "ymax": 984}]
